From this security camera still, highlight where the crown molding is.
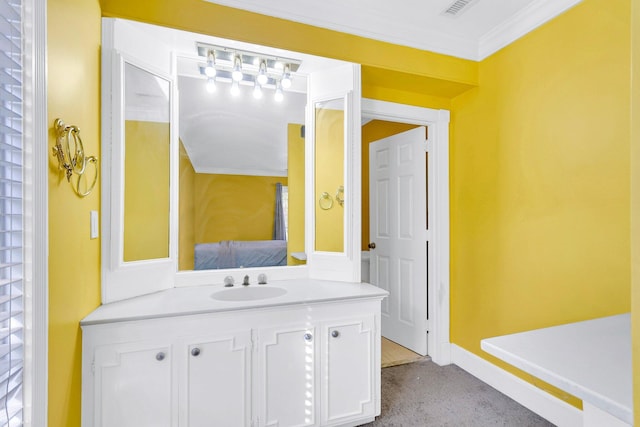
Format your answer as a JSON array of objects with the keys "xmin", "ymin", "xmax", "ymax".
[
  {"xmin": 203, "ymin": 0, "xmax": 479, "ymax": 60},
  {"xmin": 204, "ymin": 0, "xmax": 583, "ymax": 62},
  {"xmin": 478, "ymin": 0, "xmax": 583, "ymax": 60}
]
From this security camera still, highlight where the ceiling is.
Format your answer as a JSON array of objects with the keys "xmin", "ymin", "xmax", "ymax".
[{"xmin": 203, "ymin": 0, "xmax": 582, "ymax": 61}]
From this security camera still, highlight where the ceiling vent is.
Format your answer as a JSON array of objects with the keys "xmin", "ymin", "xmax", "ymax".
[{"xmin": 441, "ymin": 0, "xmax": 479, "ymax": 17}]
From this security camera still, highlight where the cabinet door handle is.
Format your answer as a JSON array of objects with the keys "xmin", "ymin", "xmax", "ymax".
[
  {"xmin": 331, "ymin": 330, "xmax": 340, "ymax": 338},
  {"xmin": 191, "ymin": 347, "xmax": 201, "ymax": 357},
  {"xmin": 155, "ymin": 352, "xmax": 166, "ymax": 361},
  {"xmin": 303, "ymin": 333, "xmax": 313, "ymax": 342}
]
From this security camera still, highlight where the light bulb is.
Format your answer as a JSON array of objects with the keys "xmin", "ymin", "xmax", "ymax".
[
  {"xmin": 281, "ymin": 64, "xmax": 292, "ymax": 89},
  {"xmin": 205, "ymin": 50, "xmax": 216, "ymax": 77},
  {"xmin": 257, "ymin": 60, "xmax": 268, "ymax": 86},
  {"xmin": 274, "ymin": 82, "xmax": 284, "ymax": 102},
  {"xmin": 230, "ymin": 80, "xmax": 240, "ymax": 96},
  {"xmin": 206, "ymin": 77, "xmax": 216, "ymax": 93},
  {"xmin": 232, "ymin": 55, "xmax": 243, "ymax": 82},
  {"xmin": 253, "ymin": 81, "xmax": 263, "ymax": 99}
]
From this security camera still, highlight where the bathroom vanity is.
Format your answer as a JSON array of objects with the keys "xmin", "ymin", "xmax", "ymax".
[{"xmin": 81, "ymin": 279, "xmax": 388, "ymax": 427}]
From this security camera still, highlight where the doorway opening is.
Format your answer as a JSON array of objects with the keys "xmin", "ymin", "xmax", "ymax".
[{"xmin": 361, "ymin": 99, "xmax": 451, "ymax": 366}]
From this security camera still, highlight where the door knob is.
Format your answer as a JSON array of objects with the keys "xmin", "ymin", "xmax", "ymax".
[
  {"xmin": 304, "ymin": 333, "xmax": 313, "ymax": 342},
  {"xmin": 155, "ymin": 352, "xmax": 166, "ymax": 361},
  {"xmin": 368, "ymin": 242, "xmax": 376, "ymax": 249},
  {"xmin": 331, "ymin": 330, "xmax": 340, "ymax": 338},
  {"xmin": 191, "ymin": 347, "xmax": 201, "ymax": 357}
]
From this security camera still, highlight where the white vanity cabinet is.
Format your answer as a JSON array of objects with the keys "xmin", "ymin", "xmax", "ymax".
[{"xmin": 81, "ymin": 281, "xmax": 387, "ymax": 427}]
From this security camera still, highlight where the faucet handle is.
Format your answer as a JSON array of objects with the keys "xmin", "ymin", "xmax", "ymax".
[{"xmin": 242, "ymin": 275, "xmax": 250, "ymax": 286}]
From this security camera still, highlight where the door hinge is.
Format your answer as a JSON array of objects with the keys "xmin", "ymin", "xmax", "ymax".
[
  {"xmin": 425, "ymin": 319, "xmax": 430, "ymax": 332},
  {"xmin": 424, "ymin": 138, "xmax": 433, "ymax": 152},
  {"xmin": 91, "ymin": 359, "xmax": 95, "ymax": 375}
]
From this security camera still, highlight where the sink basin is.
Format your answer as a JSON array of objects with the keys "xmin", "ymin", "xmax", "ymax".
[{"xmin": 211, "ymin": 286, "xmax": 287, "ymax": 301}]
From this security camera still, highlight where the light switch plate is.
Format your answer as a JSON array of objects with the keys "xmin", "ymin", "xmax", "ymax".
[{"xmin": 90, "ymin": 210, "xmax": 99, "ymax": 239}]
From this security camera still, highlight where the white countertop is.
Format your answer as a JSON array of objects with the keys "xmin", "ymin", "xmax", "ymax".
[
  {"xmin": 481, "ymin": 314, "xmax": 632, "ymax": 424},
  {"xmin": 81, "ymin": 279, "xmax": 388, "ymax": 326}
]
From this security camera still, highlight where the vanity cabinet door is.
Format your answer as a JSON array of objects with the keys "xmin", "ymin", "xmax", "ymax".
[
  {"xmin": 93, "ymin": 342, "xmax": 173, "ymax": 427},
  {"xmin": 184, "ymin": 331, "xmax": 252, "ymax": 427},
  {"xmin": 257, "ymin": 325, "xmax": 319, "ymax": 427},
  {"xmin": 322, "ymin": 315, "xmax": 376, "ymax": 425}
]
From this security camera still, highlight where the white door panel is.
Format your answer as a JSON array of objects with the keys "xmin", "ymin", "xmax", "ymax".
[{"xmin": 369, "ymin": 126, "xmax": 428, "ymax": 355}]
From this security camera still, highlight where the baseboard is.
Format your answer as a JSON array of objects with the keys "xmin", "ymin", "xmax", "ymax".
[{"xmin": 451, "ymin": 344, "xmax": 583, "ymax": 427}]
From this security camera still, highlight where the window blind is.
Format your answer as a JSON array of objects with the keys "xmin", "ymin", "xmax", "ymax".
[{"xmin": 0, "ymin": 0, "xmax": 23, "ymax": 425}]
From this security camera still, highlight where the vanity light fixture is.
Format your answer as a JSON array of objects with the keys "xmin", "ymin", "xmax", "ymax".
[
  {"xmin": 281, "ymin": 64, "xmax": 292, "ymax": 89},
  {"xmin": 205, "ymin": 49, "xmax": 216, "ymax": 77},
  {"xmin": 257, "ymin": 60, "xmax": 268, "ymax": 85},
  {"xmin": 196, "ymin": 43, "xmax": 302, "ymax": 101},
  {"xmin": 232, "ymin": 55, "xmax": 243, "ymax": 82}
]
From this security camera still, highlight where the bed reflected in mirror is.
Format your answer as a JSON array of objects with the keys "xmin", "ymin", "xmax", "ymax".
[{"xmin": 177, "ymin": 70, "xmax": 307, "ymax": 271}]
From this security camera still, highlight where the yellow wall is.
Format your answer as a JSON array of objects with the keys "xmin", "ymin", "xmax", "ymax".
[
  {"xmin": 632, "ymin": 0, "xmax": 640, "ymax": 423},
  {"xmin": 287, "ymin": 124, "xmax": 306, "ymax": 265},
  {"xmin": 315, "ymin": 108, "xmax": 344, "ymax": 252},
  {"xmin": 361, "ymin": 120, "xmax": 421, "ymax": 251},
  {"xmin": 194, "ymin": 174, "xmax": 287, "ymax": 243},
  {"xmin": 179, "ymin": 141, "xmax": 195, "ymax": 270},
  {"xmin": 451, "ymin": 0, "xmax": 631, "ymax": 405},
  {"xmin": 123, "ymin": 120, "xmax": 170, "ymax": 261},
  {"xmin": 47, "ymin": 0, "xmax": 102, "ymax": 425}
]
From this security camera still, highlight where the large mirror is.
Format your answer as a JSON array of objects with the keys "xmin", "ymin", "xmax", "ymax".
[
  {"xmin": 123, "ymin": 62, "xmax": 171, "ymax": 262},
  {"xmin": 177, "ymin": 65, "xmax": 307, "ymax": 271}
]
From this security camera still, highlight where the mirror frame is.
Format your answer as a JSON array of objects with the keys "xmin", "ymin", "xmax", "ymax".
[
  {"xmin": 101, "ymin": 26, "xmax": 179, "ymax": 303},
  {"xmin": 306, "ymin": 64, "xmax": 362, "ymax": 282}
]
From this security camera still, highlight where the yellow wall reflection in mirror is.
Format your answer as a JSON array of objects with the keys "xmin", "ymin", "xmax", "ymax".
[
  {"xmin": 315, "ymin": 105, "xmax": 344, "ymax": 252},
  {"xmin": 123, "ymin": 120, "xmax": 170, "ymax": 261}
]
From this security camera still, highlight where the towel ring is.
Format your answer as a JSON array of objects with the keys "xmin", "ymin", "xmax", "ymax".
[
  {"xmin": 335, "ymin": 185, "xmax": 344, "ymax": 207},
  {"xmin": 319, "ymin": 192, "xmax": 333, "ymax": 210},
  {"xmin": 52, "ymin": 118, "xmax": 98, "ymax": 197}
]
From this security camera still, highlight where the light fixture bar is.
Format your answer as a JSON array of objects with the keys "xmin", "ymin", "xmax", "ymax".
[{"xmin": 196, "ymin": 42, "xmax": 302, "ymax": 73}]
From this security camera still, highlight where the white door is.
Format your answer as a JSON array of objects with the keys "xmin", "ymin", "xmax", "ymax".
[
  {"xmin": 369, "ymin": 126, "xmax": 428, "ymax": 355},
  {"xmin": 184, "ymin": 332, "xmax": 252, "ymax": 427}
]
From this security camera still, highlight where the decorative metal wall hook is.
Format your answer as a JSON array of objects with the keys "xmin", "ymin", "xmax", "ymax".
[
  {"xmin": 52, "ymin": 118, "xmax": 98, "ymax": 197},
  {"xmin": 335, "ymin": 185, "xmax": 344, "ymax": 207}
]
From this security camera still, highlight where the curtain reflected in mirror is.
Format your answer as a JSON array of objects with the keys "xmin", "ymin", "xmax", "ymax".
[
  {"xmin": 315, "ymin": 98, "xmax": 344, "ymax": 253},
  {"xmin": 123, "ymin": 63, "xmax": 171, "ymax": 262}
]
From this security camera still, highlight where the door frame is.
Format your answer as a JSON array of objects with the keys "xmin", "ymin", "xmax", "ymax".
[{"xmin": 362, "ymin": 99, "xmax": 451, "ymax": 366}]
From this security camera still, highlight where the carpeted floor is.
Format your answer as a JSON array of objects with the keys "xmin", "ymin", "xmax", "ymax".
[{"xmin": 360, "ymin": 359, "xmax": 555, "ymax": 427}]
